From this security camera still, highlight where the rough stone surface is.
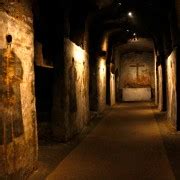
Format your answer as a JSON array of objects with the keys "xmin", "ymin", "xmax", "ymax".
[
  {"xmin": 158, "ymin": 65, "xmax": 163, "ymax": 111},
  {"xmin": 52, "ymin": 38, "xmax": 89, "ymax": 141},
  {"xmin": 110, "ymin": 72, "xmax": 115, "ymax": 105},
  {"xmin": 97, "ymin": 58, "xmax": 107, "ymax": 112},
  {"xmin": 153, "ymin": 108, "xmax": 180, "ymax": 179},
  {"xmin": 0, "ymin": 10, "xmax": 37, "ymax": 178},
  {"xmin": 106, "ymin": 63, "xmax": 116, "ymax": 106},
  {"xmin": 34, "ymin": 42, "xmax": 44, "ymax": 66},
  {"xmin": 122, "ymin": 88, "xmax": 151, "ymax": 101},
  {"xmin": 90, "ymin": 56, "xmax": 107, "ymax": 112},
  {"xmin": 166, "ymin": 48, "xmax": 177, "ymax": 127},
  {"xmin": 0, "ymin": 1, "xmax": 33, "ymax": 27},
  {"xmin": 34, "ymin": 41, "xmax": 53, "ymax": 68},
  {"xmin": 154, "ymin": 51, "xmax": 158, "ymax": 105},
  {"xmin": 114, "ymin": 51, "xmax": 154, "ymax": 101},
  {"xmin": 119, "ymin": 52, "xmax": 154, "ymax": 89},
  {"xmin": 89, "ymin": 62, "xmax": 98, "ymax": 111},
  {"xmin": 115, "ymin": 38, "xmax": 154, "ymax": 54}
]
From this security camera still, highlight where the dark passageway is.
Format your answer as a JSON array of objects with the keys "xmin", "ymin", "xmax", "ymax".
[
  {"xmin": 1, "ymin": 0, "xmax": 180, "ymax": 179},
  {"xmin": 46, "ymin": 103, "xmax": 175, "ymax": 179},
  {"xmin": 29, "ymin": 103, "xmax": 180, "ymax": 180}
]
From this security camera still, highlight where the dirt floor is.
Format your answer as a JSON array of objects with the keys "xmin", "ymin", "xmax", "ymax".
[{"xmin": 29, "ymin": 103, "xmax": 180, "ymax": 180}]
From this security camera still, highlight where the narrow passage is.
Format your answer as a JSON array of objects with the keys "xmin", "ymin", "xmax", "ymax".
[{"xmin": 47, "ymin": 103, "xmax": 175, "ymax": 180}]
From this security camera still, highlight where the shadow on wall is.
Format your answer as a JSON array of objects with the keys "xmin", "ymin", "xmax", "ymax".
[{"xmin": 35, "ymin": 65, "xmax": 54, "ymax": 141}]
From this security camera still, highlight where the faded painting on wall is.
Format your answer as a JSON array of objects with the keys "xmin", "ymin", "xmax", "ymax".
[{"xmin": 0, "ymin": 48, "xmax": 23, "ymax": 145}]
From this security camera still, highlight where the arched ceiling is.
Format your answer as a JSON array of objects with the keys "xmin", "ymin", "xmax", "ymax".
[
  {"xmin": 33, "ymin": 0, "xmax": 174, "ymax": 63},
  {"xmin": 115, "ymin": 38, "xmax": 154, "ymax": 54},
  {"xmin": 89, "ymin": 0, "xmax": 173, "ymax": 51}
]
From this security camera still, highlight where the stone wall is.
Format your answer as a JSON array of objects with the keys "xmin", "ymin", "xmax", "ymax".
[
  {"xmin": 119, "ymin": 52, "xmax": 154, "ymax": 88},
  {"xmin": 166, "ymin": 48, "xmax": 177, "ymax": 127},
  {"xmin": 118, "ymin": 51, "xmax": 154, "ymax": 101},
  {"xmin": 34, "ymin": 41, "xmax": 54, "ymax": 68},
  {"xmin": 158, "ymin": 65, "xmax": 163, "ymax": 111},
  {"xmin": 52, "ymin": 38, "xmax": 89, "ymax": 141},
  {"xmin": 97, "ymin": 58, "xmax": 107, "ymax": 112},
  {"xmin": 0, "ymin": 9, "xmax": 37, "ymax": 178},
  {"xmin": 34, "ymin": 42, "xmax": 43, "ymax": 66},
  {"xmin": 110, "ymin": 72, "xmax": 115, "ymax": 105},
  {"xmin": 106, "ymin": 63, "xmax": 115, "ymax": 106},
  {"xmin": 154, "ymin": 52, "xmax": 158, "ymax": 105},
  {"xmin": 90, "ymin": 35, "xmax": 108, "ymax": 112}
]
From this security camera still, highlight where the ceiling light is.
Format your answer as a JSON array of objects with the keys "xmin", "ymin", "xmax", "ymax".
[
  {"xmin": 133, "ymin": 33, "xmax": 136, "ymax": 36},
  {"xmin": 128, "ymin": 12, "xmax": 133, "ymax": 17}
]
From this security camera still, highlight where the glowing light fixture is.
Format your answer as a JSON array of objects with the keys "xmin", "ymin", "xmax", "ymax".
[
  {"xmin": 118, "ymin": 2, "xmax": 122, "ymax": 6},
  {"xmin": 128, "ymin": 12, "xmax": 133, "ymax": 17},
  {"xmin": 126, "ymin": 29, "xmax": 130, "ymax": 32},
  {"xmin": 132, "ymin": 32, "xmax": 138, "ymax": 41}
]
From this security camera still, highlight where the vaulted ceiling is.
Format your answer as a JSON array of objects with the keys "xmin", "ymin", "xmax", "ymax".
[
  {"xmin": 85, "ymin": 0, "xmax": 173, "ymax": 58},
  {"xmin": 33, "ymin": 0, "xmax": 174, "ymax": 63},
  {"xmin": 90, "ymin": 0, "xmax": 172, "ymax": 40}
]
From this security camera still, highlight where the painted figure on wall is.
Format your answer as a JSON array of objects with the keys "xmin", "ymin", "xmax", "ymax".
[{"xmin": 0, "ymin": 35, "xmax": 24, "ymax": 145}]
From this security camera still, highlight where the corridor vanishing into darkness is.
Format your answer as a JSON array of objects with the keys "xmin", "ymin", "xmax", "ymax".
[{"xmin": 1, "ymin": 0, "xmax": 180, "ymax": 179}]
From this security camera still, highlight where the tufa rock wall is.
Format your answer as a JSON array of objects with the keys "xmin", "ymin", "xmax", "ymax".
[
  {"xmin": 166, "ymin": 48, "xmax": 177, "ymax": 127},
  {"xmin": 52, "ymin": 38, "xmax": 89, "ymax": 141},
  {"xmin": 110, "ymin": 71, "xmax": 115, "ymax": 105},
  {"xmin": 158, "ymin": 65, "xmax": 163, "ymax": 111},
  {"xmin": 97, "ymin": 58, "xmax": 107, "ymax": 112},
  {"xmin": 89, "ymin": 56, "xmax": 107, "ymax": 113},
  {"xmin": 0, "ymin": 4, "xmax": 37, "ymax": 178},
  {"xmin": 118, "ymin": 52, "xmax": 154, "ymax": 101}
]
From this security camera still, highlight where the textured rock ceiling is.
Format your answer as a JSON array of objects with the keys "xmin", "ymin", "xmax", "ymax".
[
  {"xmin": 89, "ymin": 0, "xmax": 172, "ymax": 50},
  {"xmin": 116, "ymin": 38, "xmax": 154, "ymax": 54},
  {"xmin": 35, "ymin": 0, "xmax": 172, "ymax": 55},
  {"xmin": 95, "ymin": 0, "xmax": 113, "ymax": 9}
]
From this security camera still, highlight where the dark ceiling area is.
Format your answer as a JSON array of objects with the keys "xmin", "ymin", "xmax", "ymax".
[{"xmin": 33, "ymin": 0, "xmax": 175, "ymax": 64}]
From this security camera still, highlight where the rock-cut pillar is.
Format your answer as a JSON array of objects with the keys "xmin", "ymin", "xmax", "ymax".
[{"xmin": 0, "ymin": 0, "xmax": 37, "ymax": 178}]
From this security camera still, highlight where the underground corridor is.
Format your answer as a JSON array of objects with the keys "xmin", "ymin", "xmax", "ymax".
[{"xmin": 1, "ymin": 0, "xmax": 180, "ymax": 179}]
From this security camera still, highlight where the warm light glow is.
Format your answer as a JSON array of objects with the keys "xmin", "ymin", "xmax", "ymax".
[
  {"xmin": 102, "ymin": 37, "xmax": 108, "ymax": 51},
  {"xmin": 99, "ymin": 58, "xmax": 106, "ymax": 82},
  {"xmin": 132, "ymin": 33, "xmax": 138, "ymax": 41},
  {"xmin": 128, "ymin": 12, "xmax": 133, "ymax": 17},
  {"xmin": 99, "ymin": 59, "xmax": 106, "ymax": 72},
  {"xmin": 72, "ymin": 44, "xmax": 86, "ymax": 77},
  {"xmin": 73, "ymin": 44, "xmax": 85, "ymax": 63},
  {"xmin": 128, "ymin": 36, "xmax": 138, "ymax": 42},
  {"xmin": 74, "ymin": 49, "xmax": 84, "ymax": 61}
]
